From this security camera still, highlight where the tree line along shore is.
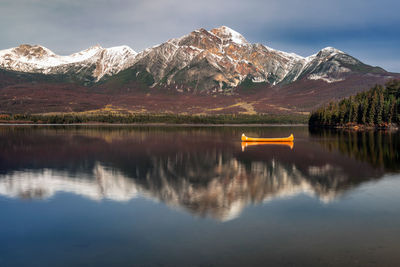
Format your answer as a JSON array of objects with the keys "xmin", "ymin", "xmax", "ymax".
[
  {"xmin": 309, "ymin": 80, "xmax": 400, "ymax": 129},
  {"xmin": 0, "ymin": 113, "xmax": 307, "ymax": 125}
]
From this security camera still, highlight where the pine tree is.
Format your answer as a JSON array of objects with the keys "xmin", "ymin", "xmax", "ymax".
[
  {"xmin": 349, "ymin": 98, "xmax": 354, "ymax": 122},
  {"xmin": 388, "ymin": 97, "xmax": 395, "ymax": 124},
  {"xmin": 368, "ymin": 91, "xmax": 377, "ymax": 125},
  {"xmin": 339, "ymin": 102, "xmax": 346, "ymax": 124},
  {"xmin": 375, "ymin": 88, "xmax": 384, "ymax": 125},
  {"xmin": 386, "ymin": 80, "xmax": 400, "ymax": 97},
  {"xmin": 361, "ymin": 98, "xmax": 368, "ymax": 124},
  {"xmin": 395, "ymin": 99, "xmax": 400, "ymax": 123},
  {"xmin": 351, "ymin": 102, "xmax": 358, "ymax": 123},
  {"xmin": 357, "ymin": 103, "xmax": 363, "ymax": 124}
]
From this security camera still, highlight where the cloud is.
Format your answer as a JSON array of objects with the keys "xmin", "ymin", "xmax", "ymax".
[{"xmin": 0, "ymin": 0, "xmax": 399, "ymax": 71}]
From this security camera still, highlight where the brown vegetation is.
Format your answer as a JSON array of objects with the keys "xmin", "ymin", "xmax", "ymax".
[{"xmin": 0, "ymin": 69, "xmax": 398, "ymax": 117}]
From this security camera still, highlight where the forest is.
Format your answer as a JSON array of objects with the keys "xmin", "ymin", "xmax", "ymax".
[{"xmin": 309, "ymin": 80, "xmax": 400, "ymax": 128}]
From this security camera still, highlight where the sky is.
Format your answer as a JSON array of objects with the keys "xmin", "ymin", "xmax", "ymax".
[{"xmin": 1, "ymin": 0, "xmax": 399, "ymax": 72}]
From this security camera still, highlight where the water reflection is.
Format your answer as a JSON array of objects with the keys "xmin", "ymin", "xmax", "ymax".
[
  {"xmin": 310, "ymin": 128, "xmax": 400, "ymax": 171},
  {"xmin": 0, "ymin": 165, "xmax": 139, "ymax": 201},
  {"xmin": 241, "ymin": 141, "xmax": 294, "ymax": 151},
  {"xmin": 0, "ymin": 126, "xmax": 398, "ymax": 221}
]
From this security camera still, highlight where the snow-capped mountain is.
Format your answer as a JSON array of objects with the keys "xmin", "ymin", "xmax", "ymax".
[
  {"xmin": 0, "ymin": 26, "xmax": 388, "ymax": 92},
  {"xmin": 132, "ymin": 26, "xmax": 308, "ymax": 91},
  {"xmin": 128, "ymin": 26, "xmax": 385, "ymax": 92},
  {"xmin": 0, "ymin": 44, "xmax": 137, "ymax": 82}
]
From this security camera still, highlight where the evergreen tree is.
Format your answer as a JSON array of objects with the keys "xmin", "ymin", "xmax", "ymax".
[
  {"xmin": 375, "ymin": 88, "xmax": 384, "ymax": 124},
  {"xmin": 360, "ymin": 98, "xmax": 368, "ymax": 124},
  {"xmin": 368, "ymin": 91, "xmax": 377, "ymax": 125},
  {"xmin": 386, "ymin": 80, "xmax": 400, "ymax": 97},
  {"xmin": 388, "ymin": 97, "xmax": 395, "ymax": 124},
  {"xmin": 351, "ymin": 102, "xmax": 358, "ymax": 123},
  {"xmin": 339, "ymin": 102, "xmax": 346, "ymax": 124}
]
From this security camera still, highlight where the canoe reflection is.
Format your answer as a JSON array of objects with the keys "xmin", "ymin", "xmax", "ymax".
[{"xmin": 241, "ymin": 141, "xmax": 294, "ymax": 151}]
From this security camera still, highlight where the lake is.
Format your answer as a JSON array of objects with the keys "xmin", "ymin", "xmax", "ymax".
[{"xmin": 0, "ymin": 125, "xmax": 399, "ymax": 267}]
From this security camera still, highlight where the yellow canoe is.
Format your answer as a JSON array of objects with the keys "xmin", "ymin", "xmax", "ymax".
[{"xmin": 241, "ymin": 133, "xmax": 294, "ymax": 142}]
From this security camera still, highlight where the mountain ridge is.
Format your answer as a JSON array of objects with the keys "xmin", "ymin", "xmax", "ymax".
[
  {"xmin": 0, "ymin": 26, "xmax": 388, "ymax": 92},
  {"xmin": 0, "ymin": 44, "xmax": 137, "ymax": 83}
]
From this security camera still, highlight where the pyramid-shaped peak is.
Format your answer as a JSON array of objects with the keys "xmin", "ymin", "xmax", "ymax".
[
  {"xmin": 86, "ymin": 44, "xmax": 104, "ymax": 51},
  {"xmin": 319, "ymin": 47, "xmax": 345, "ymax": 55},
  {"xmin": 104, "ymin": 45, "xmax": 138, "ymax": 56},
  {"xmin": 210, "ymin": 26, "xmax": 248, "ymax": 45}
]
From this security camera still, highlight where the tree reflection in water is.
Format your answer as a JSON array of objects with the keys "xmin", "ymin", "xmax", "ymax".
[{"xmin": 310, "ymin": 128, "xmax": 400, "ymax": 171}]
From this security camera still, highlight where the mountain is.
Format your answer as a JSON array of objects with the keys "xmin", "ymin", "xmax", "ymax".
[
  {"xmin": 0, "ymin": 44, "xmax": 137, "ymax": 83},
  {"xmin": 0, "ymin": 26, "xmax": 398, "ymax": 115},
  {"xmin": 129, "ymin": 26, "xmax": 386, "ymax": 92}
]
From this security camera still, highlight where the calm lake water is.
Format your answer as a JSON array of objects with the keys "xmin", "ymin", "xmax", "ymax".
[{"xmin": 0, "ymin": 125, "xmax": 399, "ymax": 267}]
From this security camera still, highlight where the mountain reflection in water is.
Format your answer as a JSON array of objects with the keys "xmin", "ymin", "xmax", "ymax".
[{"xmin": 0, "ymin": 126, "xmax": 398, "ymax": 221}]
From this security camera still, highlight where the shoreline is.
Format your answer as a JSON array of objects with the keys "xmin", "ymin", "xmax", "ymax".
[
  {"xmin": 309, "ymin": 124, "xmax": 399, "ymax": 131},
  {"xmin": 0, "ymin": 113, "xmax": 308, "ymax": 125},
  {"xmin": 0, "ymin": 123, "xmax": 308, "ymax": 127}
]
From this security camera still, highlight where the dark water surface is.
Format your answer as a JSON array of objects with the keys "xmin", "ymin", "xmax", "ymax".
[{"xmin": 0, "ymin": 126, "xmax": 399, "ymax": 267}]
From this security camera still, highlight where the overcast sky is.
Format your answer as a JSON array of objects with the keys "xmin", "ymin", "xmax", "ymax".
[{"xmin": 1, "ymin": 0, "xmax": 399, "ymax": 72}]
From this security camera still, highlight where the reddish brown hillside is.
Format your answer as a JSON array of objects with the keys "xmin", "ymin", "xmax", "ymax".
[{"xmin": 0, "ymin": 70, "xmax": 398, "ymax": 115}]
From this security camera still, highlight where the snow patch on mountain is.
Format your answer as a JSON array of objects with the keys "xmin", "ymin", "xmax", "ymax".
[
  {"xmin": 320, "ymin": 46, "xmax": 345, "ymax": 56},
  {"xmin": 0, "ymin": 44, "xmax": 102, "ymax": 69},
  {"xmin": 252, "ymin": 77, "xmax": 266, "ymax": 83},
  {"xmin": 94, "ymin": 45, "xmax": 137, "ymax": 80},
  {"xmin": 263, "ymin": 44, "xmax": 305, "ymax": 61},
  {"xmin": 308, "ymin": 73, "xmax": 344, "ymax": 83},
  {"xmin": 211, "ymin": 26, "xmax": 248, "ymax": 45}
]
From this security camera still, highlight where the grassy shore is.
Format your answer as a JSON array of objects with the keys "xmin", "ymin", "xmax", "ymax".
[{"xmin": 0, "ymin": 113, "xmax": 308, "ymax": 125}]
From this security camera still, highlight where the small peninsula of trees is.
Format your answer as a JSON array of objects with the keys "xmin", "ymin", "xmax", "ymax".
[{"xmin": 309, "ymin": 80, "xmax": 400, "ymax": 128}]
